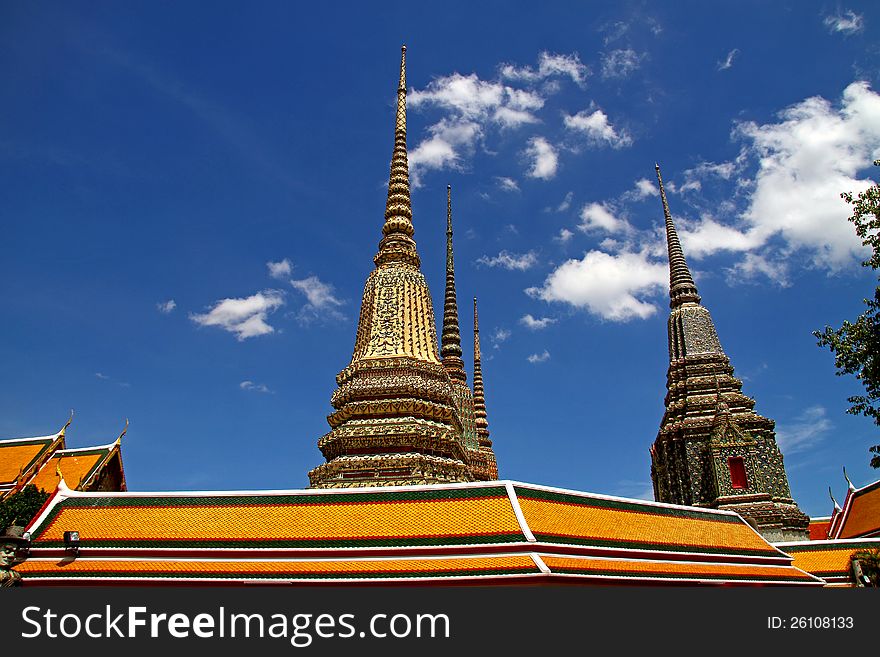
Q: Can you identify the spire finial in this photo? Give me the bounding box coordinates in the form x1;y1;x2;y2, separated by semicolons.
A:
656;164;701;309
441;186;466;382
843;466;855;491
375;46;417;267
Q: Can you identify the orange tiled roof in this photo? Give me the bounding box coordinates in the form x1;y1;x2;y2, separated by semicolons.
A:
27;444;118;494
837;480;880;539
0;435;60;487
15;481;820;586
808;517;831;541
778;539;880;584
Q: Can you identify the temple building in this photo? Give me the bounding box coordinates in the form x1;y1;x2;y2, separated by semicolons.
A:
1;46;877;587
649;165;810;542
0;415;126;500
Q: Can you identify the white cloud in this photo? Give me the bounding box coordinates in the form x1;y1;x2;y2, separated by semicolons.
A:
157;299;176;314
527;350;551;364
520;314;556;330
564;109;632;148
527;250;667;321
578;202;632;234
734;81;880;271
290;276;344;322
496;176;520;192
95;372;110;380
823;10;864;35
601;49;644;79
716;48;740;71
266;258;292;280
490;328;511;350
525;137;558;179
557;191;573;212
776;406;832;454
727;253;791;287
477;250;538;271
500;52;589;87
190;290;285;340
240;380;273;394
678;217;762;258
684;160;737;181
408;72;545;184
555;228;574;243
633;178;658;198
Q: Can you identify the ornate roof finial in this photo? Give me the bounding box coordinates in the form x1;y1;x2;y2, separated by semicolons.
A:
472;297;489;437
116;418;129;445
376;45;418;268
843;466;855;491
60;409;74;436
441;185;466;383
829;486;842;511
655;163;701;309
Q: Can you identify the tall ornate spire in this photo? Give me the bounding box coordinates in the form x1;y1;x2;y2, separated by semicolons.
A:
376;45;419;268
656;164;700;308
650;164;807;541
309;47;471;489
441;185;466;383
471;297;498;479
472;297;488;434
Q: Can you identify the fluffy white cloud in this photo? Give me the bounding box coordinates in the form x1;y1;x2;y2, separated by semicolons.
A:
735;81;880;270
678;217;762;258
490;328;511;350
527;350;551;364
557;191;573;212
477;250;538;271
520;314;556;330
500;52;589;87
527;250;667;321
266;258;292;280
716;49;739;71
157;299;176;314
823;10;864;35
601;49;644;79
408;73;545;184
727;253;791;287
564;109;632;148
633;178;658;198
190;290;285;340
578;202;632;234
525;137;558;179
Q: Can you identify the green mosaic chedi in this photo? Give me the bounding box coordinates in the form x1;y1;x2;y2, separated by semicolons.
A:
649;165;809;542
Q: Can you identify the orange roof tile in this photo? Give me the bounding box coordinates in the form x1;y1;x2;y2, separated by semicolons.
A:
27;446;114;494
808;518;831;541
29;484;525;548
838;480;880;539
514;485;779;557
780;539;880;582
16;554;540;582
0;437;57;485
541;555;816;584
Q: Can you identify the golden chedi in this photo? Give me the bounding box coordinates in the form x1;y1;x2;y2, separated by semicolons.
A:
308;47;472;488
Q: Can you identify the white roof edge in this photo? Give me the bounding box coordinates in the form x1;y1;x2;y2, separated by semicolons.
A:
51;478;743;520
55;440;119;455
775;537;880;548
808;516;832;522
0;432;62;445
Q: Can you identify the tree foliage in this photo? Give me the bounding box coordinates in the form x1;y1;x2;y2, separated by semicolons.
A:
814;160;880;468
0;485;49;532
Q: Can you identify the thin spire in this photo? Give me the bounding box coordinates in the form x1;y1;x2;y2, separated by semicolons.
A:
441;185;466;382
656;163;701;308
472;297;489;438
376;45;418;267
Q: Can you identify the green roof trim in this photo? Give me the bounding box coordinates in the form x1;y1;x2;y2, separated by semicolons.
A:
530;532;778;557
514;486;742;524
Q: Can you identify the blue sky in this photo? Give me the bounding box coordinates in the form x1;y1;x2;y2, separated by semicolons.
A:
1;1;879;517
